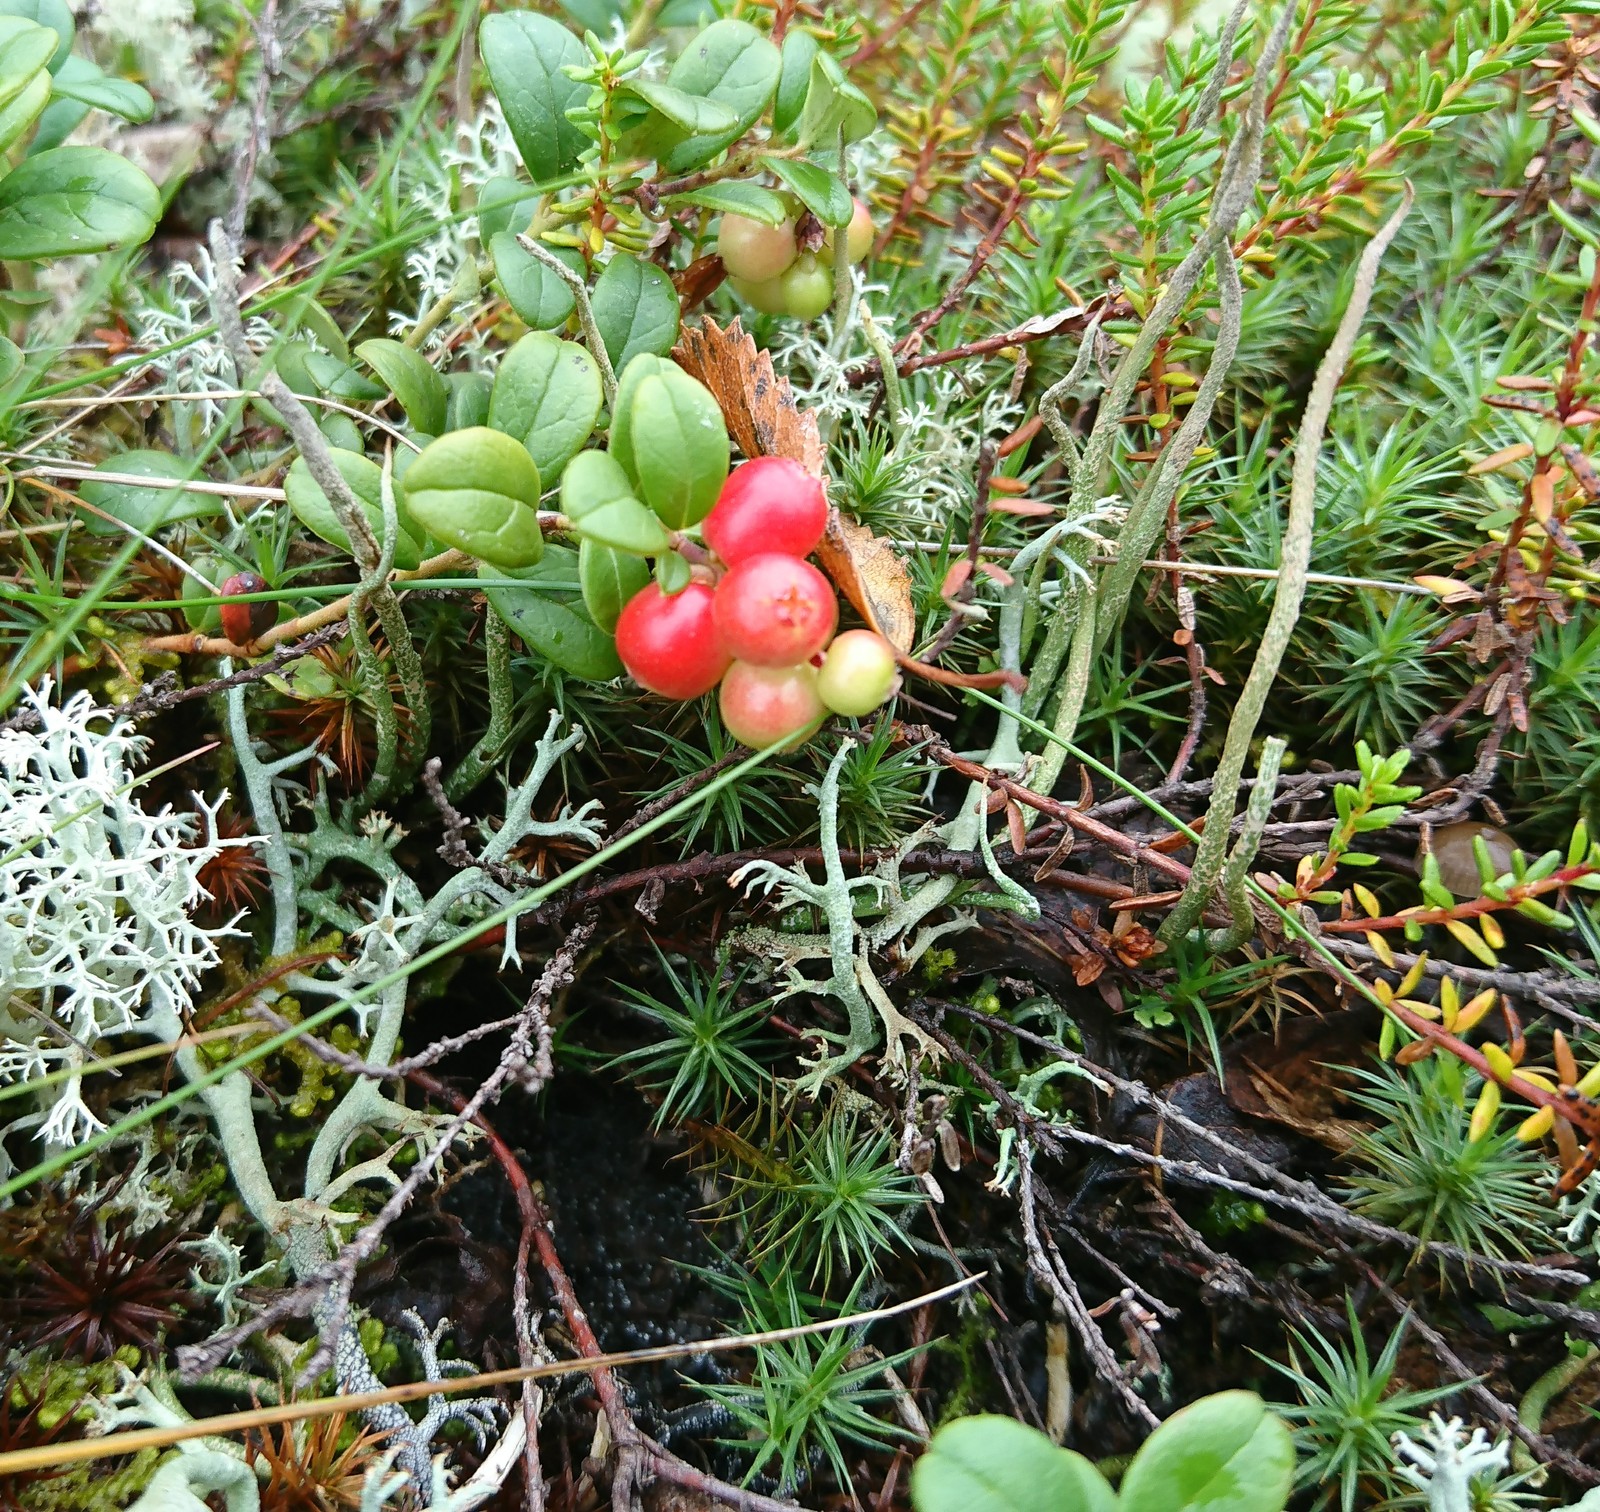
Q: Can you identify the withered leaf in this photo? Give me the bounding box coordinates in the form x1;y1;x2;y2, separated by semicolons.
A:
671;314;824;477
816;509;917;654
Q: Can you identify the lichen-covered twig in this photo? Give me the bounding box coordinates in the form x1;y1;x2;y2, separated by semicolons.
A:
1160;186;1414;944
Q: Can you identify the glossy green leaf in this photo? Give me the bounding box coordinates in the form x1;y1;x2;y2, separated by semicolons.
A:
319;411;366;455
477;175;541;241
559;448;633;522
24;89;82;154
488;331;603;479
404;427;544;567
654;550;692;595
285;447;425;570
623;79;738;135
491;232;580;331
591;254;680;372
773;28;818;135
447;371;493;432
478;11;587;184
0;63;47;154
654;19;781;172
578;538;649;632
46;55;152;121
289;296;350;363
606;352;660;485
573;497;671;555
180;554;227;634
356;338;448;437
623;363;728;529
303;351;387;402
0;11;57;103
0;145;157;258
0;0;68;69
909;1416;1117;1512
76;451;222;537
763;155;852;226
553;0;623;30
482;549;622;680
0;332;21;389
796;49;876;147
1118;1393;1295;1512
663;180;790;225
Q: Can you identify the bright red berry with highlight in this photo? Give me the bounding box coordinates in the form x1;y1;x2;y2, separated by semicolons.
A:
719;661;825;749
703;457;828;566
713;553;837;667
615;581;730;699
817;630;899;716
217;573;275;647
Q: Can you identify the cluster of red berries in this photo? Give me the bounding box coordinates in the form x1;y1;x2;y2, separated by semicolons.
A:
614;456;899;748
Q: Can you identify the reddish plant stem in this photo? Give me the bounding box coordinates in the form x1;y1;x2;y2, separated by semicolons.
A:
1322;862;1597;934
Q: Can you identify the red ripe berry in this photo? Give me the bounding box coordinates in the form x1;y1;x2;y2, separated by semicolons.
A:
702;457;828;566
719;661;825;749
713;553;837;667
217;573;275;647
615;581;730;699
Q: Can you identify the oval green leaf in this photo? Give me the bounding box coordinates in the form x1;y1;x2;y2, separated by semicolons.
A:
405;427;544;568
796;49;876;148
623;79;738;135
0;0;70;70
77;451;222;537
285;447;424;570
578;538;649;632
303;351;387;402
626;364;728;530
573;496;671;555
654;549;692;595
764;154;853;227
447;371;493;432
909;1416;1117;1512
478;11;587;185
487;331;603;480
591;255;680;373
46;55;153;122
663;180;790;226
1117;1392;1295;1512
0;65;48;155
356;338;448;437
773;28;818;136
559;447;634;522
490;232;580;331
483;550;622;680
0;15;56;111
655;19;781;173
0;145;159;258
477;175;541;241
606;352;663;485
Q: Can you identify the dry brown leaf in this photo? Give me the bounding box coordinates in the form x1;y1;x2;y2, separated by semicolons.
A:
671;314;824;477
816;510;917;654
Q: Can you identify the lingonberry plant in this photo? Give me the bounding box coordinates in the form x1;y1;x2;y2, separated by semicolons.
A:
7;0;1600;1509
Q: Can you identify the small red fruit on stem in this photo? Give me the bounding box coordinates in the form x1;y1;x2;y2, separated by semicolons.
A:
615;581;730;699
703;457;828;565
217;573;275;647
719;661;825;749
713;553;837;666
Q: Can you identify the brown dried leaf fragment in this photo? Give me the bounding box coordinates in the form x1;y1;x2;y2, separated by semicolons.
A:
816;509;917;654
671;314;824;476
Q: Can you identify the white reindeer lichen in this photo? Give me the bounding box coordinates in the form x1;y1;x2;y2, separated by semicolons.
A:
1392;1414;1510;1512
0;685;246;1152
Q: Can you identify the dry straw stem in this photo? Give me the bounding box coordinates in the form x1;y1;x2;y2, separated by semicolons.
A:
0;1275;981;1476
1160;184;1416;945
